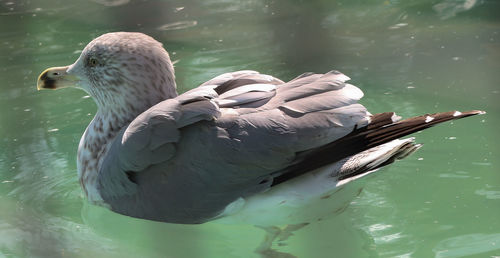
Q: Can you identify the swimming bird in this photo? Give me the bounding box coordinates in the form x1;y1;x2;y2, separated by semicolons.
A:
37;32;483;225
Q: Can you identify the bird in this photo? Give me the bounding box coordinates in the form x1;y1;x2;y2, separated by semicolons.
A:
37;32;484;225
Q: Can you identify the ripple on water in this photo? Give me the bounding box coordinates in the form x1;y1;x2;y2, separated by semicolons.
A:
90;0;130;7
475;189;500;199
374;232;404;244
433;233;500;257
157;20;198;31
368;223;393;232
439;170;470;179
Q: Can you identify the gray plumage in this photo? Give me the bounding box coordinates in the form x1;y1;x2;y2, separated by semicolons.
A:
36;32;484;225
97;69;372;223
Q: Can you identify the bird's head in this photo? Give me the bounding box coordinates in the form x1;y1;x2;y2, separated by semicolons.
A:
37;32;177;112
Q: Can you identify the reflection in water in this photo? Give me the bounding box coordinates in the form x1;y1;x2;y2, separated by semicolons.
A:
157;20;198;31
350;187;417;257
475;189;500;199
433;233;500;257
0;127;112;256
433;0;477;20
255;223;309;258
90;0;130;7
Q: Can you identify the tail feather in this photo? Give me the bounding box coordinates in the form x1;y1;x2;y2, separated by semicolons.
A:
272;110;485;186
336;138;422;181
365;110;483;147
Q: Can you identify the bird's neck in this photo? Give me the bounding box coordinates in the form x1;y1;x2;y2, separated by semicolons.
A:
76;108;133;203
77;81;178;203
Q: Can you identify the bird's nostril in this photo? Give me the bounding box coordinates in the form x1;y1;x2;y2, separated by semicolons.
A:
52;72;59;76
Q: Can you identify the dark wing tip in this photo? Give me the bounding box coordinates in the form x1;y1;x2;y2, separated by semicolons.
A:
271;108;484;187
465;110;486;115
447;110;486;119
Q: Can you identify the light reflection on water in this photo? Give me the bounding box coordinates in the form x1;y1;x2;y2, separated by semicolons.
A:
434;233;500;257
0;0;499;257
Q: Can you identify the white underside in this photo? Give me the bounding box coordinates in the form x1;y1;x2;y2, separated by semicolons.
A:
214;138;416;226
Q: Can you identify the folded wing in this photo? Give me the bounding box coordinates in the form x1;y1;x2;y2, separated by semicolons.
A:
97;70;386;223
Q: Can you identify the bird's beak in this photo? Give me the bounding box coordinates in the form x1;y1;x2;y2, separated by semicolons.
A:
37;66;80;90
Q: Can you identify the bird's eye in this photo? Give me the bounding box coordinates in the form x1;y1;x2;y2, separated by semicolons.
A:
88;57;99;67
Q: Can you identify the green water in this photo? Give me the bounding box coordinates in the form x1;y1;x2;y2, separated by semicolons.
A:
1;0;499;257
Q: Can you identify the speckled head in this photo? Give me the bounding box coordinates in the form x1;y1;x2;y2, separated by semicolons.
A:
38;32;177;113
36;32;180;203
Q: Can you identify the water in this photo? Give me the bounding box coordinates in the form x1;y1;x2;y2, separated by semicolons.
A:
1;0;499;257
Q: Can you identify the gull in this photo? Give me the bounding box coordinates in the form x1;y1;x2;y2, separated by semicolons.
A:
37;32;483;225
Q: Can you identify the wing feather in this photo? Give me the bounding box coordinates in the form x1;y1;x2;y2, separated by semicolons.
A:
99;70;373;223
